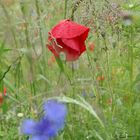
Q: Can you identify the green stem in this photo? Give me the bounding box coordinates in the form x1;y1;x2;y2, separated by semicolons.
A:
35;0;44;49
20;1;30;48
64;0;68;19
102;37;114;112
35;0;47;76
129;26;133;93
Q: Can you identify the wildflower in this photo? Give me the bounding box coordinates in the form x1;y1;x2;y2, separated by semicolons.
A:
48;55;56;66
0;93;3;105
88;42;95;52
21;100;67;140
47;19;90;61
17;113;24;118
97;75;105;81
0;87;7;105
3;87;7;96
43;100;67;128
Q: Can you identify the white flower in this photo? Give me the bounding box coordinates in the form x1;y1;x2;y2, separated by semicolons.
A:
17;113;24;118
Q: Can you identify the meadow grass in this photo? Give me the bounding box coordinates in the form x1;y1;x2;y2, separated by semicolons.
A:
0;0;140;140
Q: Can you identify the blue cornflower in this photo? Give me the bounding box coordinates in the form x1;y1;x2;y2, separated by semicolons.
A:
21;100;67;140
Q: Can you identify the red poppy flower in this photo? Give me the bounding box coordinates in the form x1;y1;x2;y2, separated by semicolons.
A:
47;20;90;61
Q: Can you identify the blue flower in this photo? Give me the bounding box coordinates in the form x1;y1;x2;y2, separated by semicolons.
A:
43;100;67;128
21;100;67;140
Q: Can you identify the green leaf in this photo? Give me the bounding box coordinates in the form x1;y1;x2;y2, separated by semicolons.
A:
133;73;140;87
2;102;8;114
36;74;51;85
49;96;105;128
4;79;15;93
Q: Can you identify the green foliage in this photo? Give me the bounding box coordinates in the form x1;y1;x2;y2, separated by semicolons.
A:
0;0;140;140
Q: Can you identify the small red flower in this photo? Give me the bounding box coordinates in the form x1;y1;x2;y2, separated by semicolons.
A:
47;20;90;61
48;55;56;66
0;93;3;105
3;87;7;96
88;42;95;52
97;75;105;81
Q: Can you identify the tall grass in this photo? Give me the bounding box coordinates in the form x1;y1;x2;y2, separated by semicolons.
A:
0;0;140;140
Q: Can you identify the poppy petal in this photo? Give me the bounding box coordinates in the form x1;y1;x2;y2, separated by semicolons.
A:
65;49;80;61
62;38;80;52
56;38;85;61
51;20;90;39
